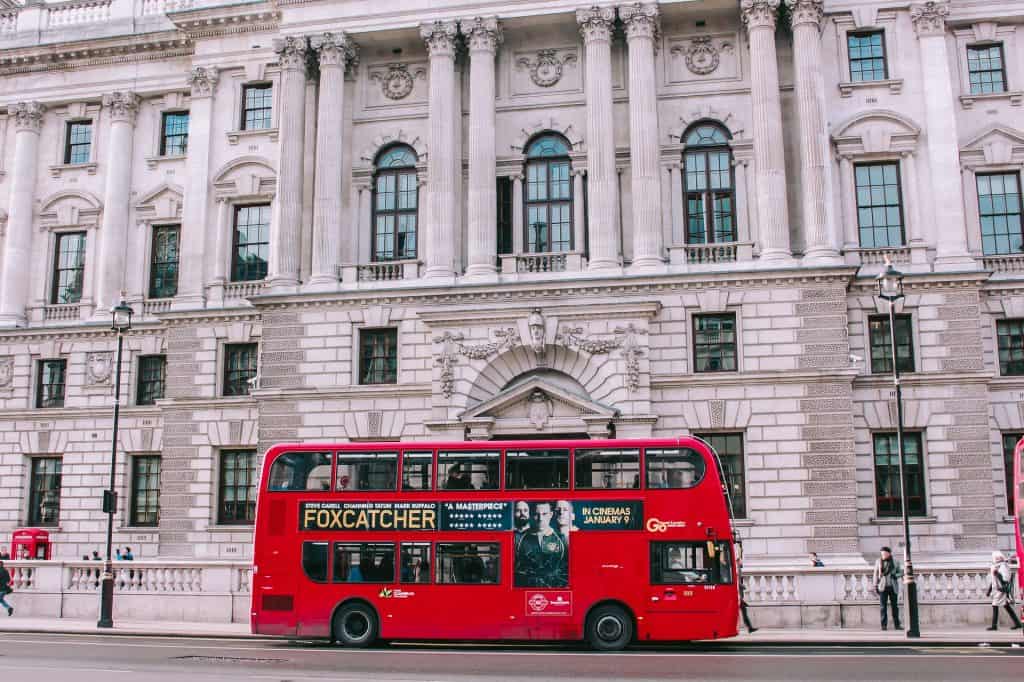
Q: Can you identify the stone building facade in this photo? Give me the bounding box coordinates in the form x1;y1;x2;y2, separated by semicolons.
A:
0;0;1021;569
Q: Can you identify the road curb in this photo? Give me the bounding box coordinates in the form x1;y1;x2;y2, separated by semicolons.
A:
0;627;275;640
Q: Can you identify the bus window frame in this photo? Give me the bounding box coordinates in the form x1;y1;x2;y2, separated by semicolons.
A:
267;450;335;492
644;447;707;490
400;448;436;492
572;447;641;490
332;541;397;583
435;542;501;585
505;448;571;490
334;450;400;492
436;450;502;491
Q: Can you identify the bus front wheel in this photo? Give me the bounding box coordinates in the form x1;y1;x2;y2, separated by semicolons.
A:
585;604;633;651
333;602;378;648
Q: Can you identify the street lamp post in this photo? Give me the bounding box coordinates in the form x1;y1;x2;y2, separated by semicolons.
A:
875;259;920;638
98;298;133;629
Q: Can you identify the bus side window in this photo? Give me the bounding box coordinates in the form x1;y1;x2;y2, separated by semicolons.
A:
333;543;395;583
268;451;332;491
650;541;732;585
400;543;431;583
574;448;640;489
645;448;706;489
436;543;500;584
506;449;569;490
336;452;397;491
402;451;434;491
302;541;329;583
438;451;499;490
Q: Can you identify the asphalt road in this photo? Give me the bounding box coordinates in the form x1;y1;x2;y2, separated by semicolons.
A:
0;633;1021;681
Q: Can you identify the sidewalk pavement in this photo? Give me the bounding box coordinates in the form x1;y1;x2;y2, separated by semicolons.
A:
0;617;1021;645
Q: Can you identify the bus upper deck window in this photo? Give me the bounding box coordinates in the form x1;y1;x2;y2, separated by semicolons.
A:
402;451;434;491
574;448;640;489
506;449;569;490
645;448;706;489
268;452;332;491
438;451;499;490
336;452;397;491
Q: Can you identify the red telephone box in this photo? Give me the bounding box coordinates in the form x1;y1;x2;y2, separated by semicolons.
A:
11;528;50;560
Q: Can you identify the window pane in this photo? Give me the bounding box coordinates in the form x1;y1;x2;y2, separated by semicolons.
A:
869;315;915;374
52;232;86;304
231;205;270;281
437;543;500;584
130;455;161;526
696;433;746;518
149;225;180;299
997;319;1024;376
161;112;189;156
242;84;272;130
37;359;67;408
268;451;332;491
1002;434;1021;516
302;541;329;582
336;452;397;491
855;163;904;248
967;44;1006;95
646;448;707;489
401;451;433;491
873;433;926;517
693;313;738;372
650;542;733;585
29;457;62;526
219;450;257;524
333;543;395;582
977;173;1022;256
65;121;92;164
848;32;887;82
136;355;166;406
223;343;257;396
438;451;498;490
574;448;640;489
505;449;569;489
400;543;431;583
359;329;397;385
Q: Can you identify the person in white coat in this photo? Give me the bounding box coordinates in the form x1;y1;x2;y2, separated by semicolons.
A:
986;551;1022;631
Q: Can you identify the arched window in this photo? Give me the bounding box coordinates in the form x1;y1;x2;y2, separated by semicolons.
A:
372;145;419;262
683;122;735;245
524;134;573;253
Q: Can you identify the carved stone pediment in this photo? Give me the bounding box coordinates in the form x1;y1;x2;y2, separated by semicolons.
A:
460;375;617;435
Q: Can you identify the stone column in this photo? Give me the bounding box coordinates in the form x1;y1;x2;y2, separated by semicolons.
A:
173;67;218;310
308;33;356;290
577;6;620;271
462;17;502;279
667;164;684;245
511;174;524;255
268;36;308;291
421;20;460;280
788;0;840;265
836;154;859;260
741;0;793;263
96;91;140;314
911;1;973;270
0;102;44;328
572;168;587;255
620;3;664;270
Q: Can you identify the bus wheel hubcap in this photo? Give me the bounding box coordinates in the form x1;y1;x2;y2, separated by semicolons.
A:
596;615;622;641
345;613;368;639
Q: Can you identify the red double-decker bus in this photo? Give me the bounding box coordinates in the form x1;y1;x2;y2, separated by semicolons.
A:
250;437;738;650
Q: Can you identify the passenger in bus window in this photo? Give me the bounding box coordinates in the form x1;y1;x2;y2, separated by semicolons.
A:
445;462;472;490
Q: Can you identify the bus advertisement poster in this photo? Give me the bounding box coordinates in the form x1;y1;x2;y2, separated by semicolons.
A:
440;501;512;531
573;501;643;531
299;501;439;531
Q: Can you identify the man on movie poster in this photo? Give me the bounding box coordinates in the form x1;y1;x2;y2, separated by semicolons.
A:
513;501;568;588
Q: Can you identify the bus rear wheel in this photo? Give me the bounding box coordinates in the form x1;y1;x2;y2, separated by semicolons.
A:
585;604;633;651
333;603;378;648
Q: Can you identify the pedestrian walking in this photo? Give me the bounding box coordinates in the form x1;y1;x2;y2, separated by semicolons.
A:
986;551;1022;631
91;551;101;561
0;559;14;616
736;555;757;634
808;552;824;567
873;546;902;631
123;547;134;561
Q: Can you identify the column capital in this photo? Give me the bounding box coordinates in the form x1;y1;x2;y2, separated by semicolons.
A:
620;3;660;42
311;32;359;69
785;0;823;29
461;16;502;53
102;91;140;125
740;0;781;32
910;1;949;38
9;101;45;133
187;66;219;98
273;35;309;71
420;20;459;58
576;5;615;43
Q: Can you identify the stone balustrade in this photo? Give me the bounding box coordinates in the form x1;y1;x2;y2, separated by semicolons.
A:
45;0;112;28
668;241;756;266
4;560;252;624
222;280;265;301
43;303;81;323
743;564;994;628
982;253;1024;274
500;252;584;275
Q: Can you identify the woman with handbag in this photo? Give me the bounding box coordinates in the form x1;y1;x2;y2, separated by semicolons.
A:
986;551;1022;631
873;547;902;631
0;559;13;616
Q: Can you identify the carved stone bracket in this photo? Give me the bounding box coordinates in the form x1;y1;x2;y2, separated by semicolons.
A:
0;356;13;388
10;101;45;133
910;1;949;38
434;328;518;399
556;322;647;392
515;49;578;88
102;91;140;125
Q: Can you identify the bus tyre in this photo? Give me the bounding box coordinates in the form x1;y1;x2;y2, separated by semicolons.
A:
586;604;633;652
333;603;378;648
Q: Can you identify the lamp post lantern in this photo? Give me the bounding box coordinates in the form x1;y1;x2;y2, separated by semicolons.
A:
875;258;920;638
98;297;133;629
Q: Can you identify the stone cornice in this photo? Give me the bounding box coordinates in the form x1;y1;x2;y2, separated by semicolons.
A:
0;31;192;76
167;1;280;39
853;371;992;390
849;270;991;292
249;384;431;401
251;267;862;310
416;301;662;327
652;369;859;389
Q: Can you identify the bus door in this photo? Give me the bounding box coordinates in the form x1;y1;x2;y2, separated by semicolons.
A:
646;541;734;626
